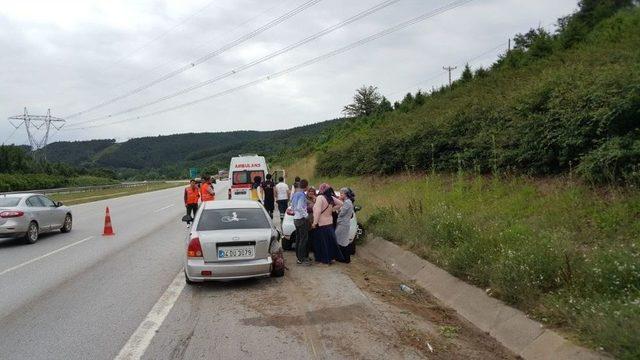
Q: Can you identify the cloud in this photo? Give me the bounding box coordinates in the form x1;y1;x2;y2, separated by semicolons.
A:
0;0;578;145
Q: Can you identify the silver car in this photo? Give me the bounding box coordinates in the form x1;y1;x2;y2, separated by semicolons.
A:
183;200;285;284
0;193;73;244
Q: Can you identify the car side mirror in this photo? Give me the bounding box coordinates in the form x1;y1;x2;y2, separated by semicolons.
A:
56;201;64;207
181;215;193;223
354;205;362;212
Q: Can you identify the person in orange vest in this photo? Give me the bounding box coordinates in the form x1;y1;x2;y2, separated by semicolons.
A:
184;179;200;225
200;175;215;202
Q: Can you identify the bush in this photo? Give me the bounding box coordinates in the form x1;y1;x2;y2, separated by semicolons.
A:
576;135;640;185
0;173;116;192
342;173;640;359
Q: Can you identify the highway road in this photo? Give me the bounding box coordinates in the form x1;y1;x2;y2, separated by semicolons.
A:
0;183;513;360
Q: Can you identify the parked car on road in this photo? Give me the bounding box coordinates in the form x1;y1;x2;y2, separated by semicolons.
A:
183;199;284;284
280;191;364;251
0;193;73;244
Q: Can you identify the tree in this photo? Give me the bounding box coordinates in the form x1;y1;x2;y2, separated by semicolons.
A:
460;63;473;82
342;85;383;117
414;90;426;106
377;96;394;114
559;0;637;48
474;66;489;78
514;28;555;59
398;92;415;112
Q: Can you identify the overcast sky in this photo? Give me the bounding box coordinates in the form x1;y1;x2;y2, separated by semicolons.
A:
0;0;578;145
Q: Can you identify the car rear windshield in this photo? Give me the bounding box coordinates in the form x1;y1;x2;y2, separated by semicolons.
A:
232;170;264;185
0;197;21;207
197;208;270;231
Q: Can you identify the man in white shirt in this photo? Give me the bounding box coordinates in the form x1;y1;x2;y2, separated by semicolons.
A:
275;177;290;222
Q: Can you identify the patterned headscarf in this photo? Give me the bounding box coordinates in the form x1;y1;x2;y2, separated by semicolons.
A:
318;183;330;194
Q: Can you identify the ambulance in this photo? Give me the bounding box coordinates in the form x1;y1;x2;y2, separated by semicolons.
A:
228;154;269;200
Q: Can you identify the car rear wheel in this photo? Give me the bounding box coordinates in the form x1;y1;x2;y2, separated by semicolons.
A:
271;267;285;277
355;223;365;241
60;214;72;233
25;222;39;244
282;232;295;251
184;269;195;285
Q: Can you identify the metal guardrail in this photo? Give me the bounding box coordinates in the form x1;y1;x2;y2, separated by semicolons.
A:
0;181;177;196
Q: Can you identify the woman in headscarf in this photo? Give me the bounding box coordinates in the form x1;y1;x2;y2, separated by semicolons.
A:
335;188;355;263
312;183;344;264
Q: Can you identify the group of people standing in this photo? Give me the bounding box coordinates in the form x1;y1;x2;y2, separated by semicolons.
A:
291;178;356;266
184;173;357;266
183;175;215;224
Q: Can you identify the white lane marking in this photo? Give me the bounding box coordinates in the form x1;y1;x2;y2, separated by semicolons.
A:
115;270;186;360
153;204;175;213
0;236;94;277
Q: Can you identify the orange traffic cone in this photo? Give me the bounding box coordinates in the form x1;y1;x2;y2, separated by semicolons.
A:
103;206;115;236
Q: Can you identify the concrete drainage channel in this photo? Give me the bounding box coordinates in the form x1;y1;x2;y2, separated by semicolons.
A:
358;236;608;360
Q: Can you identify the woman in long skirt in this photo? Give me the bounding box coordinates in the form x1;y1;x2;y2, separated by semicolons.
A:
312;184;344;264
335;188;355;263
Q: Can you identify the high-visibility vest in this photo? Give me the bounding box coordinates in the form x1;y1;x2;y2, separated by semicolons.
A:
185;186;200;204
201;182;215;202
250;184;262;202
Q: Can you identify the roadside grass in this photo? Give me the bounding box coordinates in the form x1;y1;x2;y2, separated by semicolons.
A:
50;182;183;205
284;159;640;359
281;155;317;181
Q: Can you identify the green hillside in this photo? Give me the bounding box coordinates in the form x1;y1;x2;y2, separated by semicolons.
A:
285;2;640;358
315;3;640;186
42;118;343;178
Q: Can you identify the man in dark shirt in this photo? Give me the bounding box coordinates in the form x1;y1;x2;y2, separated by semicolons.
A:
261;173;276;219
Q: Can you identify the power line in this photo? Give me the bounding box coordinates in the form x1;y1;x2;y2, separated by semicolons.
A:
102;1;290;94
63;0;324;120
386;21;560;98
1;126;21;145
69;0;403;127
386;41;507;97
65;0;475;131
94;0;219;77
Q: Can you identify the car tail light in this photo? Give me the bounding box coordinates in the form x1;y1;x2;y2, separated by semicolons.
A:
286;207;294;216
187;237;203;258
0;211;24;218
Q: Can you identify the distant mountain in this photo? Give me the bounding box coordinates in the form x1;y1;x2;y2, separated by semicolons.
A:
40;119;343;176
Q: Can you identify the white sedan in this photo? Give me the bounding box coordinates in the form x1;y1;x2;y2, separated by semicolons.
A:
280;196;363;251
183;200;285;283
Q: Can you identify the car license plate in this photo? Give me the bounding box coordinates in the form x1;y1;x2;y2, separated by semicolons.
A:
218;246;254;260
235;190;247;195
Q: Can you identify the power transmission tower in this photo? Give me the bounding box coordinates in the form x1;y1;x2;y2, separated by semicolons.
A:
8;107;66;161
443;66;457;87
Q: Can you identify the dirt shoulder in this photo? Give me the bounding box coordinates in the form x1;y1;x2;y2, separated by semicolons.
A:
144;251;516;359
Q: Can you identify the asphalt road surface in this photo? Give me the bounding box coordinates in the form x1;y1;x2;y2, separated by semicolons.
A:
0;182;513;360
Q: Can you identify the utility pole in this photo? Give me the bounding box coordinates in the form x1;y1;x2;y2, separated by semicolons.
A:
443;66;457;88
8;107;66;161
